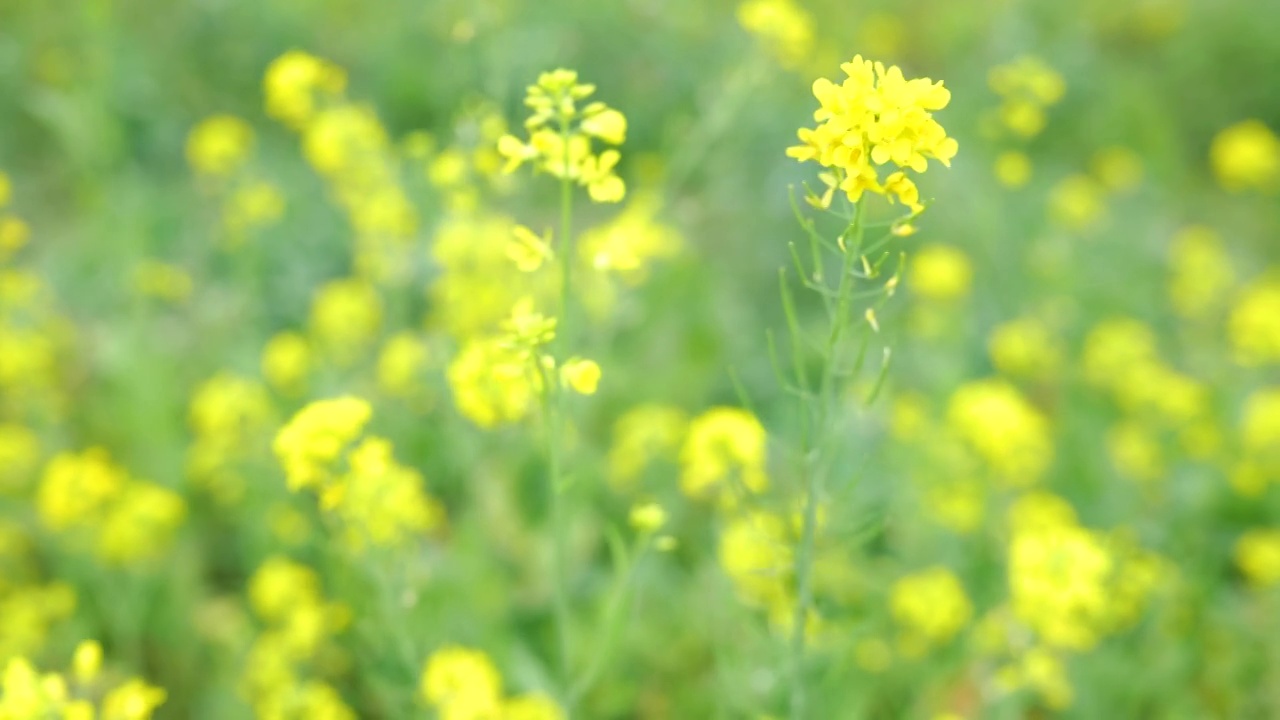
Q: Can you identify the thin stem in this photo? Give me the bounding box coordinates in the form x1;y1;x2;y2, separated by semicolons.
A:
788;199;865;720
547;112;576;711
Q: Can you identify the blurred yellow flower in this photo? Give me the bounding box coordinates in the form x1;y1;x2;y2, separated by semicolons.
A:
273;396;373;490
909;244;972;301
736;0;814;68
1091;146;1144;193
1049;174;1105;230
1168;225;1234;320
993;150;1032;189
947;379;1052;485
1234;528;1280;587
421;646;503;720
264;50;347;128
607;404;688;489
680;407;768;501
1229;274;1280;366
186;115;254;178
560;357;601;395
890;566;973;648
1210;119;1279;192
261;331;311;395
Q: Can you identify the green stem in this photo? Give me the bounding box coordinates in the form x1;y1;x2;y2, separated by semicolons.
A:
788;199;864;720
548;113;576;711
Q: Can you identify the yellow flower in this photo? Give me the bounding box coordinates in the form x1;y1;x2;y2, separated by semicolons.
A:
890;566;973;646
273;396;373;490
503;693;565;720
1229;274;1280;366
993;150;1032;189
1049;174;1105;230
377;332;430;398
1210;119;1279;192
1091;146;1144;193
262;331;311;394
607;404;688;489
0;171;9;207
788;56;957;210
988;316;1062;379
507;225;554;273
560;357;601;395
72;641;102;684
186;115;254;177
629;502;667;533
309;278;383;365
947;379;1052;485
736;0;814;68
420;646;502;720
718;510;792;607
101;678;167;720
327;436;446;549
909;244;972;301
497;69;627;204
680;407;768;501
1234;528;1280;587
1168;225;1234;320
37;448;128;531
264;50;347;128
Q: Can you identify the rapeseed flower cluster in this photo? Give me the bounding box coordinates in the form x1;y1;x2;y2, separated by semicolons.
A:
1168;225;1235;322
946;379;1053;486
0;641;166;720
242;557;355;719
186;115;285;243
36;449;185;564
265;51;417;280
274;398;445;549
0;523;76;663
498;70;627;204
889;566;973;653
788;56;957;212
986;56;1064;188
187;373;275;505
420;646;563;720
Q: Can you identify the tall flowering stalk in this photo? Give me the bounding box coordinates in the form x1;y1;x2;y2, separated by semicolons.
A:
497;69;626;709
781;55;956;719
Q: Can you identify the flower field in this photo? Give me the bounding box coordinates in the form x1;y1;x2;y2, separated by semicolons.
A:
1;0;1279;718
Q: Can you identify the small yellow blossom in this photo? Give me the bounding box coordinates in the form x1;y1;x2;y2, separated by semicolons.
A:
1168;225;1234;320
186;115;254;177
420;646;503;720
1229;274;1280;366
560;357;601;395
1210;119;1279;192
910;244;972;301
994;150;1032;189
890;567;973;647
1234;528;1280;587
262;331;311;394
629;502;668;533
680;407;768;501
736;0;814;68
264;50;347;128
